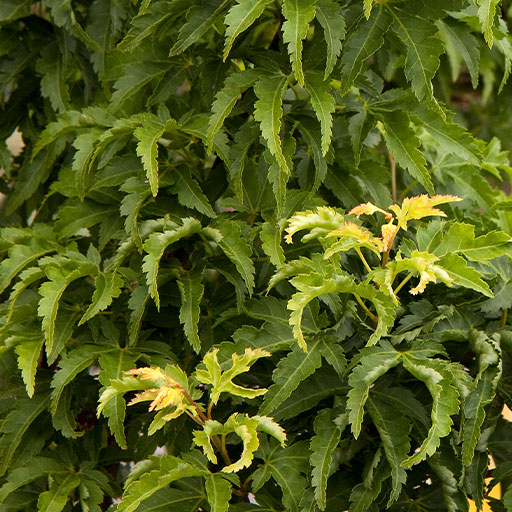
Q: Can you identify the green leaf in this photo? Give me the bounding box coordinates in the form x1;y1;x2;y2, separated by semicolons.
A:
347;342;401;438
254;73;291;175
55;201;118;239
128;285;150;346
348;109;372;167
310;408;344;510
170;0;231;56
389;8;445;102
109;61;168;112
207;69;261;150
401;358;459;468
142;218;203;308
206;220;255;295
287;272;396;350
50;345;99;415
14;338;44;398
79;272;124;325
380;110;434;195
260;221;285;267
437;254;492;297
37;473;81;512
253;440;309;512
282;0;317;87
462;331;501;465
349;458;389;512
340;5;391;93
0;237;56;294
367;397;410;505
38;261;98;356
98;351;139;449
134;488;204;512
477;0;500;47
273;368;345;420
0;457;66;505
118;456;204;512
196;347;270;404
223;0;274;60
171;167;217;218
437;18;480;88
0;391;51;477
117;1;176;52
5;267;45;324
315;0;345;79
36;45;70;113
259;339;323;415
193;414;261;473
177;267;205;353
134;115;165;197
205;474;232;512
284;207;344;244
364;0;374;18
304;72;335;156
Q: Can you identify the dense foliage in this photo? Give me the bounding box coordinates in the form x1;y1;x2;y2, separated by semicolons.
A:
2;0;512;510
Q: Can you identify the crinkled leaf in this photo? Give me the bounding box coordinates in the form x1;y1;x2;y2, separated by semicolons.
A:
196;348;270;404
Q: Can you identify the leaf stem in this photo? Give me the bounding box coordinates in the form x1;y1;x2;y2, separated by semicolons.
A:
356;247;372;273
393;273;412;295
207;401;213;420
353;293;378;325
500;309;508;328
389;151;397;202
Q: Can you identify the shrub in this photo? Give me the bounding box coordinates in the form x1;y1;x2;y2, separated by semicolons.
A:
1;1;512;511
